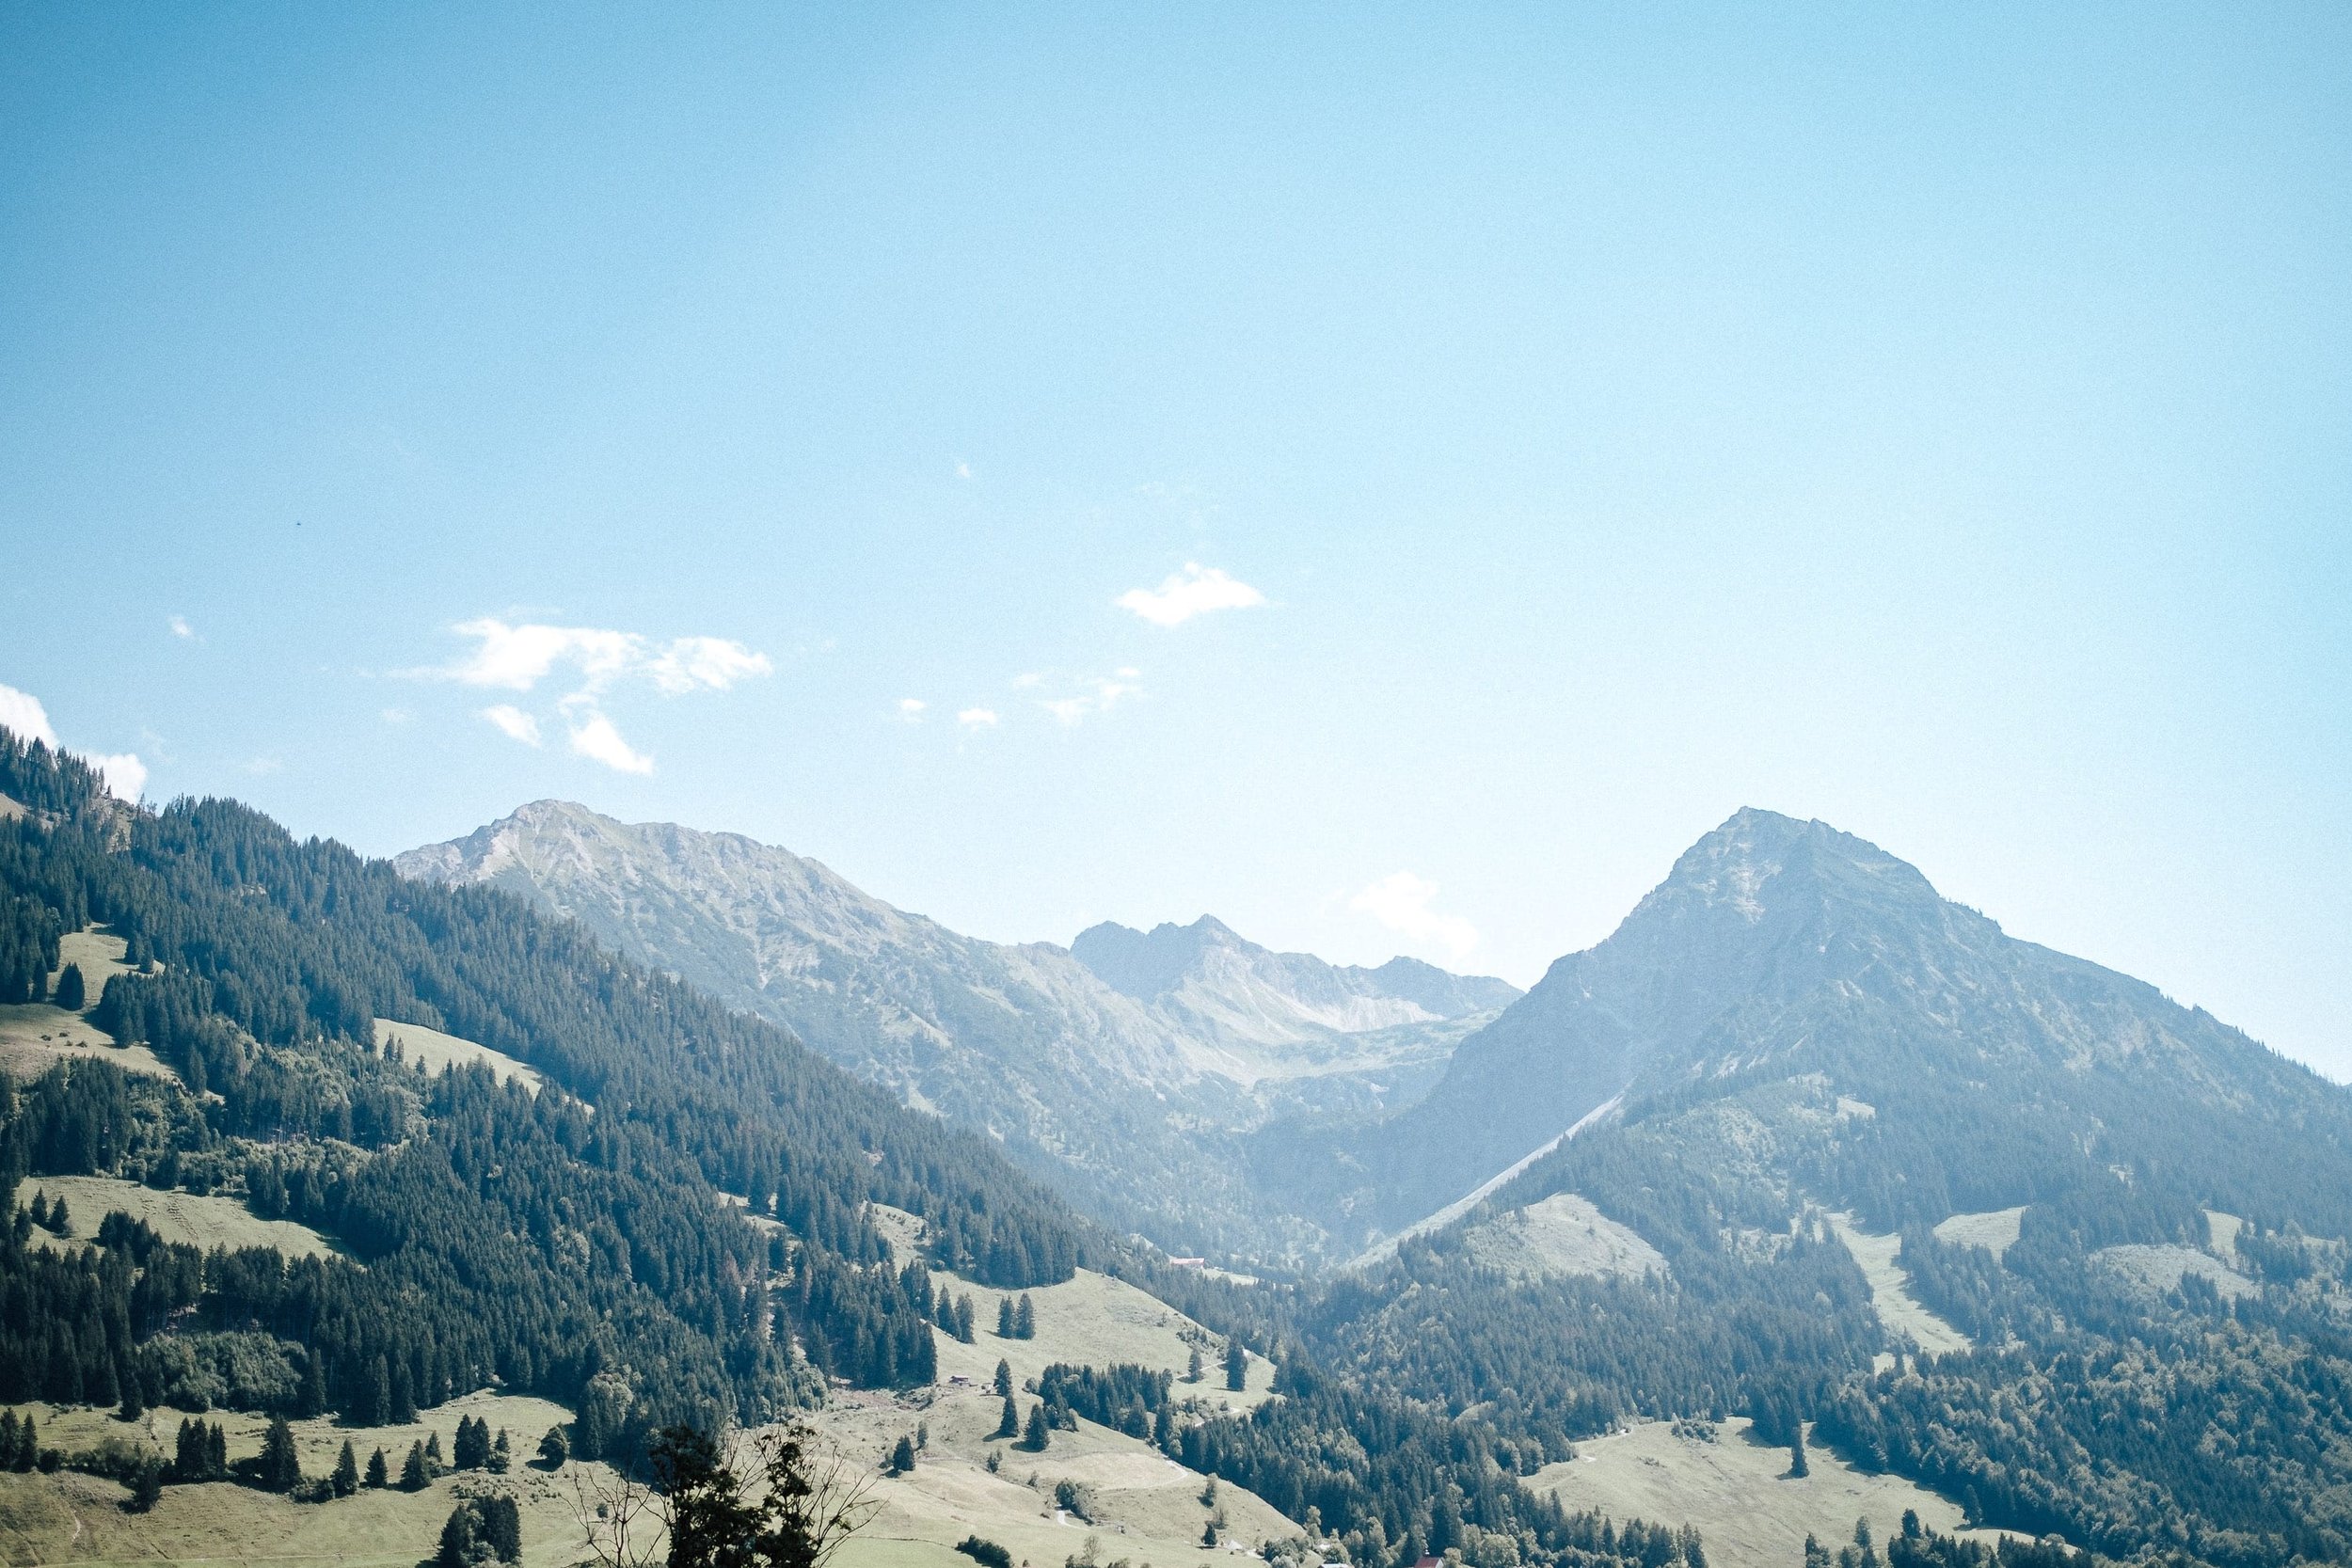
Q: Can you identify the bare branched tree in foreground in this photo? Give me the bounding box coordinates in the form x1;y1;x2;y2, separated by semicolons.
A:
570;1422;879;1568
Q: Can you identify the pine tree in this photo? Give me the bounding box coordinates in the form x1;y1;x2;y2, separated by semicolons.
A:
489;1429;511;1474
27;1192;46;1229
454;1414;488;1470
206;1423;227;1477
993;1358;1013;1399
1014;1294;1035;1338
889;1434;916;1475
997;1297;1015;1338
425;1430;445;1471
955;1293;976;1343
55;961;85;1010
436;1503;478;1568
333;1440;359;1497
994;1391;1021;1439
259;1416;303;1493
175;1418;208;1481
401;1441;429;1491
366;1447;389;1488
1020;1403;1049;1452
481;1494;522;1562
1789;1429;1810;1479
1224;1337;1247;1392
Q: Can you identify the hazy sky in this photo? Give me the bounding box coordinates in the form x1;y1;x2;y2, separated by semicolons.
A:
3;6;2347;1074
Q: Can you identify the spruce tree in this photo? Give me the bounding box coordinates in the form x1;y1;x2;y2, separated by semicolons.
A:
175;1418;207;1481
994;1391;1021;1439
889;1434;916;1475
489;1429;511;1474
1020;1403;1049;1452
401;1441;429;1491
481;1494;522;1562
955;1293;976;1343
996;1297;1015;1338
436;1503;478;1568
1789;1429;1809;1478
259;1416;302;1493
333;1439;359;1497
118;1365;144;1421
1185;1347;1202;1384
993;1358;1013;1399
366;1447;389;1488
55;961;84;1010
205;1423;227;1477
129;1464;163;1513
536;1427;568;1468
424;1430;445;1471
1224;1337;1247;1391
1014;1294;1035;1339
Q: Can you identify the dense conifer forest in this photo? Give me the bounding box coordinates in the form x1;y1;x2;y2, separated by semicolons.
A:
0;730;1080;1437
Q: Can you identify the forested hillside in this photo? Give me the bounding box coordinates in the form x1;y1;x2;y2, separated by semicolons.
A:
0;728;1085;1442
1269;812;2352;1568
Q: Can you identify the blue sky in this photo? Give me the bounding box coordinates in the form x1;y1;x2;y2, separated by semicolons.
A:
3;5;2347;1073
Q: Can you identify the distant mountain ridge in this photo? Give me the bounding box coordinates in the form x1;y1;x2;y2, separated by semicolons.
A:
396;800;1517;1259
1266;806;2352;1249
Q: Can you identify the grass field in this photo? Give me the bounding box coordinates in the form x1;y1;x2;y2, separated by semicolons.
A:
12;1175;341;1261
1826;1214;1969;1358
0;1390;582;1568
371;1020;546;1096
0;927;175;1084
1930;1208;2025;1260
1460;1193;1668;1284
0;1208;1297;1568
1531;1419;2016;1568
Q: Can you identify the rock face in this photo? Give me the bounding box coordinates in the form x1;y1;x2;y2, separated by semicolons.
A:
1270;807;2352;1248
396;800;1515;1259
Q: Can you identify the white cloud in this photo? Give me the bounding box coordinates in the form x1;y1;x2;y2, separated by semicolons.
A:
0;683;141;800
167;615;196;640
0;683;57;747
381;707;413;725
91;752;147;803
957;707;999;728
898;698;928;721
1350;872;1480;963
1115;562;1266;627
420;619;771;696
1039;672;1142;725
956;461;974;481
566;713;653;774
480;705;543;746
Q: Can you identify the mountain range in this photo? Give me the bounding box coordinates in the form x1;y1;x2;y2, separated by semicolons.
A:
395;800;1518;1259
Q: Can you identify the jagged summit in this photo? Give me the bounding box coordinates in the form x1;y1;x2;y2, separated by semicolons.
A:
1073;914;1518;1024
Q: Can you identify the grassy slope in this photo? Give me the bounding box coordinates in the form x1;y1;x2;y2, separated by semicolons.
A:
0;928;174;1083
1825;1215;1969;1358
370;1019;546;1097
0;1211;1294;1568
0;1392;577;1568
1531;1419;2013;1568
12;1175;342;1262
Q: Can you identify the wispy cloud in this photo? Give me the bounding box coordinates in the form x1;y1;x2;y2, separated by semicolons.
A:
418;619;771;696
1115;562;1265;627
167;614;197;640
898;698;928;721
567;713;653;774
481;705;543;746
1038;670;1142;725
415;618;771;775
958;707;999;728
1350;872;1480;963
